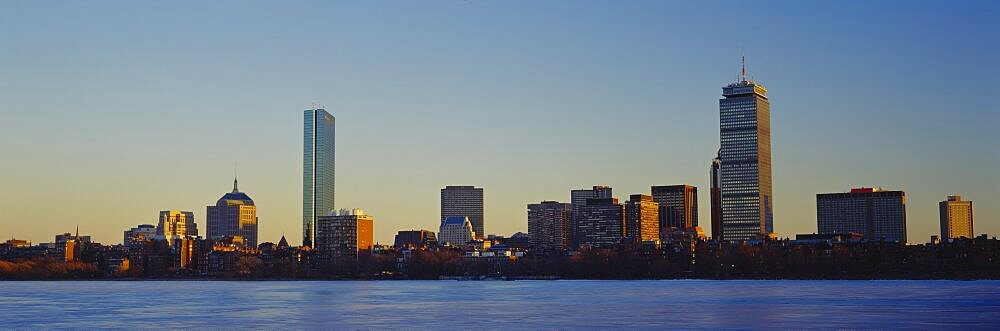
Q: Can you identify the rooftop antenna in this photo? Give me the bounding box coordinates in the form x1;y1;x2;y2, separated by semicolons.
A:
233;161;239;192
741;48;746;83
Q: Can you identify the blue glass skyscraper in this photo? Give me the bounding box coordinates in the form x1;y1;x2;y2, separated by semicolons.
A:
303;107;335;248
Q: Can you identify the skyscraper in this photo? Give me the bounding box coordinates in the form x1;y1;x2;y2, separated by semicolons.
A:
156;210;198;244
816;188;907;243
651;185;698;230
440;186;484;238
940;195;974;239
576;198;625;248
207;178;258;247
718;57;774;241
710;151;723;240
303;107;336;248
624;194;660;242
527;201;573;251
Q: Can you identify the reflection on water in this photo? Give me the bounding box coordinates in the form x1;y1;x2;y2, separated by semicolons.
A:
1;280;998;328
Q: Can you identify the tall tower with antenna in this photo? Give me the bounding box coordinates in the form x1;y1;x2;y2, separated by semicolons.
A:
716;54;774;241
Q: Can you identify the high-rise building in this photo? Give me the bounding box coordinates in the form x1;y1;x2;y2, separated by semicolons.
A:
816;188;907;243
527;201;573;251
124;224;156;249
625;194;660;242
438;216;475;246
207;178;258;247
303;107;336;248
156;211;198;244
576;198;625;248
710;151;723;240
394;230;438;249
570;186;612;246
651;185;698;230
315;208;373;269
940;195;974;239
440;186;484;238
718;57;774;241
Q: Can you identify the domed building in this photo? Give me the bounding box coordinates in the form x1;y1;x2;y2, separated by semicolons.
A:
206;178;258;247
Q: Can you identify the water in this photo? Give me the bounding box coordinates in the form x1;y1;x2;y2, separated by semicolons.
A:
1;280;998;329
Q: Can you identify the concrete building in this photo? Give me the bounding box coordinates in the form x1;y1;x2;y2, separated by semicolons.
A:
439;216;475;246
576;198;625;248
394;230;437;249
625;194;660;243
718;57;774;241
315;208;373;269
710;151;723;240
124;224;156;249
156;210;198;244
527;201;573;251
303;107;336;248
207;178;258;247
817;188;907;243
940;195;974;239
570;186;613;246
440;186;484;238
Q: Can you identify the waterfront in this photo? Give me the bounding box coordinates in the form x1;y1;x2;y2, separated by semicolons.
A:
1;280;999;329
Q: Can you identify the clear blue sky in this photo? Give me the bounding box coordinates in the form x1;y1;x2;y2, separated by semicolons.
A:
1;1;997;245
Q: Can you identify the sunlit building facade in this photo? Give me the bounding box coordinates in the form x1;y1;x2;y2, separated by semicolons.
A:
207;178;258;247
940;195;974;239
817;188;907;243
157;210;198;244
625;194;659;242
303;107;336;248
439;216;476;246
440;186;484;238
718;64;774;241
124;224;156;249
315;208;373;268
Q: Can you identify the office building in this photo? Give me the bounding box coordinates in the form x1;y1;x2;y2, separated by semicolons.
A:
440;186;484;238
710;151;723;240
625;194;660;242
570;186;613;246
394;230;438;249
156;210;198;244
718;57;774;241
576;198;625;248
315;208;373;268
303;107;336;248
207;178;258;247
439;216;476;246
651;185;698;230
124;224;156;249
816;188;907;243
527;201;573;251
940;195;974;239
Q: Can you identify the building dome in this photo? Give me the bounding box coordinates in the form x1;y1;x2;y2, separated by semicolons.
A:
217;178;254;206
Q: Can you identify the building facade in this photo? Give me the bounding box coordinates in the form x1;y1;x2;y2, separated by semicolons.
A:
651;185;698;231
439;216;475;246
625;194;660;243
440;186;484;238
156;210;198;244
207;178;258;247
315;208;373;269
940;195;974;239
394;230;438;249
570;186;613;246
816;188;907;243
576;198;625;248
303;107;336;248
527;201;573;251
124;224;156;249
718;61;774;241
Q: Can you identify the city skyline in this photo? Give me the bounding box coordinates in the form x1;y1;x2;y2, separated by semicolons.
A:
2;1;997;246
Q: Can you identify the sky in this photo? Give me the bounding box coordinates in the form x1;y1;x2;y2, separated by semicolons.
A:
1;1;997;246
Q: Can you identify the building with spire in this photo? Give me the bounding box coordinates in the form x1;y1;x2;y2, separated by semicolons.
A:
304;107;336;248
207;177;258;247
717;55;774;241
